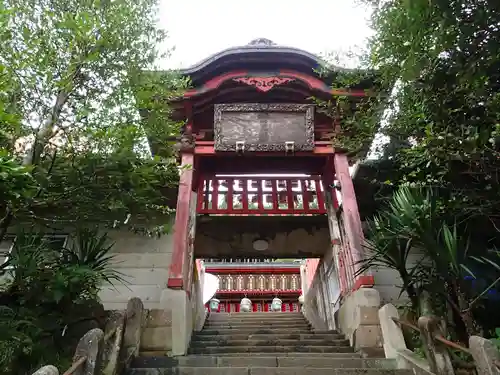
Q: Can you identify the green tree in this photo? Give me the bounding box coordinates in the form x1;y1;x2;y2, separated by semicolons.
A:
317;0;500;344
359;187;500;343
0;0;188;239
0;0;187;372
361;0;500;246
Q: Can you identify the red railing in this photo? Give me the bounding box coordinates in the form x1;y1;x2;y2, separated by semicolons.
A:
197;175;327;215
338;242;356;295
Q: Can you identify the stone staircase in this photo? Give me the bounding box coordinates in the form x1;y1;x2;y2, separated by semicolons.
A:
126;312;411;375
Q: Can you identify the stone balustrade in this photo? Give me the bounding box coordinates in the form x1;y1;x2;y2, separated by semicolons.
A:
378;303;500;375
30;297;145;375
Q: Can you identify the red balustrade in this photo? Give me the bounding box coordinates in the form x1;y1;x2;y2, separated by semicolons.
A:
197;175;327;215
206;301;301;313
337;237;368;295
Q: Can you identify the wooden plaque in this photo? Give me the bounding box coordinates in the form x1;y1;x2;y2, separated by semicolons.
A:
214;103;314;152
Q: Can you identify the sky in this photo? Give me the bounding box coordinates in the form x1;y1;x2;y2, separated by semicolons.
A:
158;0;380;175
159;0;373;70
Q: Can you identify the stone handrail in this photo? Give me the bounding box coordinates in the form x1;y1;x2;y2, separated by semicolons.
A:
302;258;330;332
379;303;500;375
193;262;208;333
31;297;145;375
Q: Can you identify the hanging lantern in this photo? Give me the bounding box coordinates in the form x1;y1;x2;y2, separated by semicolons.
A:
240;297;252;312
209;298;220;312
271;297;282;312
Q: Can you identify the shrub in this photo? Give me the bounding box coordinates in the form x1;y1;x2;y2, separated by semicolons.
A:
0;228;120;374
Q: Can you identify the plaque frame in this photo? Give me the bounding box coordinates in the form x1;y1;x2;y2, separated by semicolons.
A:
213;103;315;152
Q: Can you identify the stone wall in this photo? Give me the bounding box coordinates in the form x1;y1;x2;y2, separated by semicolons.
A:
0;223;182;355
0;225;174;310
101;228;180;355
100;229;174;310
371;252;427;305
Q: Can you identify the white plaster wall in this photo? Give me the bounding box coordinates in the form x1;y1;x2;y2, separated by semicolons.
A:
100;229;174;310
0;225;175;310
372;252;426;305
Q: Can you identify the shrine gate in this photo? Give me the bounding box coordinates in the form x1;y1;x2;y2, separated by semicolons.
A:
158;38;381;355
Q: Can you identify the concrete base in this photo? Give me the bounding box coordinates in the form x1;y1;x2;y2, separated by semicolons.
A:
337;288;383;350
160;289;192;356
139;289;193;356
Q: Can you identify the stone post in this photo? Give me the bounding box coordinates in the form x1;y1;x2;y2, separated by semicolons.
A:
417;316;455;375
378;304;407;359
337;288;382;350
194;263;207;332
73;328;104;375
121;297;144;366
32;366;59;375
469;336;500;375
161;288;192;356
103;311;125;375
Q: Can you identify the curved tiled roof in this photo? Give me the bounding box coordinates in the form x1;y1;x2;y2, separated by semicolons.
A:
180;38;346;76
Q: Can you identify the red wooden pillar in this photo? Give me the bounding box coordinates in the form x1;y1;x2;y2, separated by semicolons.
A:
167;152;195;289
333;153;374;290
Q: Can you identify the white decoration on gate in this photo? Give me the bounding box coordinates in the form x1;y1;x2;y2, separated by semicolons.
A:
271;297;283;312
209;298;220;312
240;297;252;312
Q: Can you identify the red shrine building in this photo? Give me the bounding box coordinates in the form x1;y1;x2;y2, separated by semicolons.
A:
202;258;302;313
158;38;379;327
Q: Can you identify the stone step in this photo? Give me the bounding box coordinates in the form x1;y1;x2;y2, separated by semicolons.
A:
192;333;346;341
138;352;362;359
205;319;309;326
203;323;311;329
206;317;306;322
188;346;355;355
131;355;397;369
178;352;361;358
207;315;306;322
199;328;314;335
125;367;412;375
190;339;350;348
359;348;388;359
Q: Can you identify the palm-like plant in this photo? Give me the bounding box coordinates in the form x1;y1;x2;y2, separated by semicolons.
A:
360;186;500;341
61;228;125;287
359;213;427;312
0;232;57;305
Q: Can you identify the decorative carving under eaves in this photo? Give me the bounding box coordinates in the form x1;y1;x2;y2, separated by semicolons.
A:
233;77;295;92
